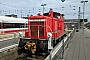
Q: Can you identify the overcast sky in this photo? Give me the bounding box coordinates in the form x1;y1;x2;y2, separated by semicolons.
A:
0;0;90;21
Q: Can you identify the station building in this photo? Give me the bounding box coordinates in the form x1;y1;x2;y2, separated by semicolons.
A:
64;19;87;29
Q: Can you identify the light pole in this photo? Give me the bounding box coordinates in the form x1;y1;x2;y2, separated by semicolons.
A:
78;7;80;29
81;0;88;33
41;4;47;14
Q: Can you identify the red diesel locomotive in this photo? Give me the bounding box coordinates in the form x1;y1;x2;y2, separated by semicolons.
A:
18;9;65;55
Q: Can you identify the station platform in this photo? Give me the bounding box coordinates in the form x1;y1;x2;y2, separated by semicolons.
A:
64;28;90;60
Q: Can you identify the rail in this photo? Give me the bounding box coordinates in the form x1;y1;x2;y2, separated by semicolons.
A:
0;44;18;53
0;33;19;53
44;28;75;60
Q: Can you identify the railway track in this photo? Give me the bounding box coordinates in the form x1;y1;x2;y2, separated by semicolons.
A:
15;52;49;60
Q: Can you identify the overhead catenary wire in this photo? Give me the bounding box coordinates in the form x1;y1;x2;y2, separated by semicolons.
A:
0;0;89;19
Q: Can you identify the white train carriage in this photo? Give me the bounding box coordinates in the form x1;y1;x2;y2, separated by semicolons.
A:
0;16;28;34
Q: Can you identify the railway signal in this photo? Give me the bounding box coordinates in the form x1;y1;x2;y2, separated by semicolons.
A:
82;20;85;24
80;19;87;22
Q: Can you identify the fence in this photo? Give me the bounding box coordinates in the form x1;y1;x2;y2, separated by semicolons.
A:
45;28;75;60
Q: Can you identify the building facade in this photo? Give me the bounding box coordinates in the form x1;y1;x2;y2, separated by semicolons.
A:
64;19;79;29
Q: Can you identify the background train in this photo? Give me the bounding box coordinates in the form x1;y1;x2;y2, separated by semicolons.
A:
0;16;28;34
18;9;65;56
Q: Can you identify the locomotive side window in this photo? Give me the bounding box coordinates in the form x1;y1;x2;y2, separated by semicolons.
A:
53;13;60;19
43;13;49;16
43;11;60;19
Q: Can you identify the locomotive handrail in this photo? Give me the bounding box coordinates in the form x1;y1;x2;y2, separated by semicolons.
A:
19;25;28;38
56;28;75;60
44;28;75;60
52;30;61;33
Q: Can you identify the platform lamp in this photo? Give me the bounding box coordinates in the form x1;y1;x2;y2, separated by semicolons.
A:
81;0;88;24
41;4;47;14
81;0;88;33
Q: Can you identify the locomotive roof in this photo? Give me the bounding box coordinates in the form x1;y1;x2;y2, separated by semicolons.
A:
43;11;60;15
43;10;64;16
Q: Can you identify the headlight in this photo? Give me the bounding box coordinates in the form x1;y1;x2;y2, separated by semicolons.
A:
47;32;52;38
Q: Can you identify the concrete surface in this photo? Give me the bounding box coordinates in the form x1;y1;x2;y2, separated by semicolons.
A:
64;28;90;60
